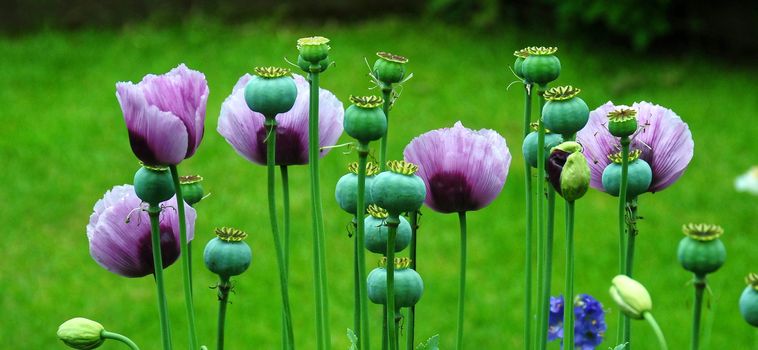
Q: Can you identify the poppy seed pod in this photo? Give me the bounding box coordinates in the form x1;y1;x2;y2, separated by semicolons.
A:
607;108;638;138
334;162;380;214
513;48;529;80
677;223;726;276
133;165;175;205
523;124;564;168
373;52;408;85
542;86;590;137
344;95;387;144
297;36;331;64
609;275;652;320
547;142;590;201
522;46;560;86
371;160;426;216
204;227;252;279
601;150;653;197
179;175;204;206
364;205;412;254
367;257;424;309
57;317;105;350
244;67;297;118
740;273;758;327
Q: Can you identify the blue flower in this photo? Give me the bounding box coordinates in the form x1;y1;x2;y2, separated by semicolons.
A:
547;294;607;349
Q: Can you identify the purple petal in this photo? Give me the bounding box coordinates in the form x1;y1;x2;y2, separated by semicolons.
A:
576;101;619;191
403;121;511;213
116;83;188;165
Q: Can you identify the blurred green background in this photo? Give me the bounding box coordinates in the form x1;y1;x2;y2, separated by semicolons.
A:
1;1;756;349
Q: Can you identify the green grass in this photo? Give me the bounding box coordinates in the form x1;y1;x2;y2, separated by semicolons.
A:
1;17;756;349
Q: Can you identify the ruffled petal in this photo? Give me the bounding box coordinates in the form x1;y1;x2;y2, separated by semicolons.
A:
218;74;267;165
576;101;619;191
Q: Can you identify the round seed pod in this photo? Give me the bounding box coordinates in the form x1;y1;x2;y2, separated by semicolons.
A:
179;175;204;207
344;95;387;144
521;46;560;86
542;86;590;136
297;55;331;74
522;125;564;168
741;274;758;327
367;258;424;309
513;48;529;80
373;52;408;85
244;67;297;117
601;150;652;197
364;205;412;254
607;108;638;138
204;227;252;279
297;36;330;64
134;165;175;205
334;162;379;214
371;161;426;216
677;223;726;276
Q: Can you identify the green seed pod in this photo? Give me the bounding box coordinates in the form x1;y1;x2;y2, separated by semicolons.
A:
542;86;590;136
344;95;387;144
297;55;331;74
547;142;590;201
609;275;652;320
364;205;412;254
244;67;297;117
57;317;105;350
607;108;638;138
134;165;175;205
513;48;529;80
334;162;379;214
297;36;330;64
179;175;204;207
677;223;726;276
522;124;564;168
371;161;427;216
740;273;758;327
204;227;252;279
602;150;653;197
522;46;560;86
373;52;408;85
367;258;424;309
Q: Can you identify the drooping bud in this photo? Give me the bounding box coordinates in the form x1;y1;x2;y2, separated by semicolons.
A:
546;141;590;201
204;227;253;279
57;317;105;350
344;95;387;144
541;86;590;137
371;160;427;216
522;46;560;86
677;223;726;276
740;273;758;327
601;150;653;197
609;275;652;320
244;67;297;118
297;36;331;65
179;175;204;206
373;52;408;85
607;108;638;138
133;165;175;205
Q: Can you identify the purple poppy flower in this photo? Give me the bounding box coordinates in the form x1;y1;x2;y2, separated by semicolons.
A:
548;294;607;350
217;73;344;166
403;121;511;213
116;64;209;166
577;101;694;193
86;185;196;278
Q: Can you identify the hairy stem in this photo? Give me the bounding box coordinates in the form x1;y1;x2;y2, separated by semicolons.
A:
215;277;231;350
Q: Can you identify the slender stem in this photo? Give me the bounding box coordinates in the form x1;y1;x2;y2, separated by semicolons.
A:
308;69;331;350
379;87;392;171
539;187;556;350
101;331;141;350
692;274;706;350
642;312;668;350
216;277;231;350
147;206;172;350
456;212;468;350
353;218;361;346
623;197;638;348
394;313;402;350
355;144;372;350
382;306;388;350
522;83;534;350
407;210;419;350
535;84;548;350
168;165;198;350
266;118;295;349
564;200;576;350
281;165;291;350
386;216;400;350
616;137;630;346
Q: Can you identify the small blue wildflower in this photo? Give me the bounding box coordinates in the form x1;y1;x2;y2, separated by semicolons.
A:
547;294;607;349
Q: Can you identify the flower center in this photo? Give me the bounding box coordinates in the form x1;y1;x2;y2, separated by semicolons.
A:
297;36;330;47
682;223;723;241
253;67;291;79
347;161;379;176
513;48;529;58
608;149;642;164
525;46;558;55
367;204;389;219
387;160;418;175
379;257;412;269
254;125;307;165
350;95;384;108
429;171;478;213
376;51;408;63
179;175;203;184
215;227;248;242
543;86;581;101
607;108;637;122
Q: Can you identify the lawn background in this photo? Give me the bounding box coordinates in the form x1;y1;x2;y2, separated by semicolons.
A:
1;17;756;349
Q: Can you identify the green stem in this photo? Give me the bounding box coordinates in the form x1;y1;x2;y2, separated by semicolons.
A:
147;205;172;350
616;137;630;347
407;210;419;350
266;118;295;349
281;165;291;350
394;313;402;350
101;330;141;350
308;69;331;350
216;277;231;350
522;83;534;350
643;312;668;350
456;211;468;350
539;188;556;350
564;200;576;350
379;87;392;171
356;143;372;350
382;306;388;350
353;218;361;347
386;216;400;350
168;165;198;350
623;197;638;348
692;274;706;350
535;84;548;350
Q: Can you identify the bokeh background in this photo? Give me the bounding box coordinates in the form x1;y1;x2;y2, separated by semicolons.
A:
1;1;756;348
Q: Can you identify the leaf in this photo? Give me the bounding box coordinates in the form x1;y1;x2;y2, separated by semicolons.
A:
610;343;628;350
347;329;358;350
415;334;440;350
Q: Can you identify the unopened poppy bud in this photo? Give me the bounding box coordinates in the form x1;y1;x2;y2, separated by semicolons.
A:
602;150;653;197
344;95;387;144
297;36;330;64
522;46;560;86
244;67;297;118
179;175;204;206
740;273;758;327
57;317;105;350
542;86;590;137
204;227;252;279
678;223;726;276
133;165;175;205
372;161;426;216
609;275;652;320
373;52;408;85
607;108;638;138
547;142;590;201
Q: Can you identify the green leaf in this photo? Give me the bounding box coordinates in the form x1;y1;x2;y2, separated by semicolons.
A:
347;329;358;350
611;343;628;350
415;334;440;350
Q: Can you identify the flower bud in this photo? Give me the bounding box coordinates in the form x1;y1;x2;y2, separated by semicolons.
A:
609;275;652;320
57;317;105;350
297;36;330;64
364;205;412;254
133;165;175;205
601;150;653;197
547;142;590;201
344;95;387;144
513;49;529;81
204;227;252;279
373;52;408;85
542;86;590;137
244;67;297;117
334;162;379;214
367;257;424;309
522;123;564;168
677;223;726;276
522;46;560;86
179;175;204;206
607;108;638;138
371;161;427;216
740;273;758;327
